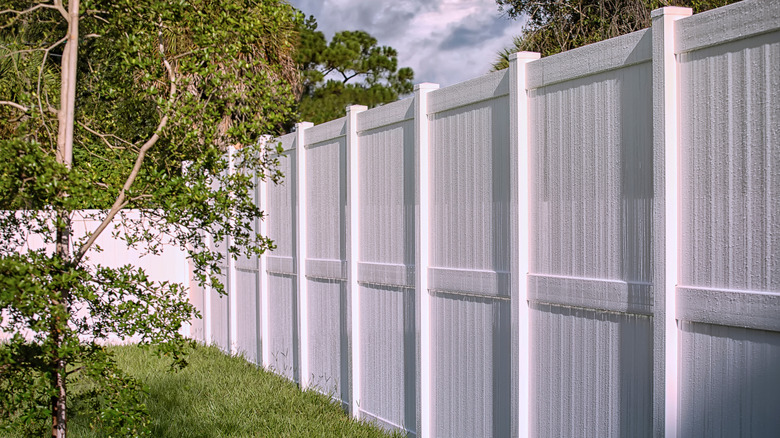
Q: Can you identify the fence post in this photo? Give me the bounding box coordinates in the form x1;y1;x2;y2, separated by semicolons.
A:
346;104;367;418
204;231;213;344
295;121;314;389
227;145;239;355
414;82;439;438
651;7;691;438
259;135;271;368
181;256;192;338
509;51;540;438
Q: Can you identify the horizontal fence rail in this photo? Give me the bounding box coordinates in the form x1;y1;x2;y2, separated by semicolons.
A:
189;1;780;436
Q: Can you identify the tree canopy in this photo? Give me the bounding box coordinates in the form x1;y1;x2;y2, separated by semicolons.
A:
0;0;299;436
492;0;739;69
295;16;414;124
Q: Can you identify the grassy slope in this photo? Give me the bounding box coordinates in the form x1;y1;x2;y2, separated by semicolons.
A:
9;345;400;438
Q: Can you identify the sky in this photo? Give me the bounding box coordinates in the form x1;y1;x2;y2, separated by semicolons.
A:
286;0;528;88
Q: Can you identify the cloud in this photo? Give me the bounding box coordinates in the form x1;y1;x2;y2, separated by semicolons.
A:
294;0;437;39
438;14;513;51
286;0;527;87
396;1;527;85
290;0;325;20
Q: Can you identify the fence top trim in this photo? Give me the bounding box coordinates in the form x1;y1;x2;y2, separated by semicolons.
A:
676;0;779;54
428;69;509;114
305;117;347;147
276;132;296;153
526;28;651;90
357;97;414;133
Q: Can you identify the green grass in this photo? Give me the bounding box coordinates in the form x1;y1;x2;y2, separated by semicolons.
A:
9;344;401;438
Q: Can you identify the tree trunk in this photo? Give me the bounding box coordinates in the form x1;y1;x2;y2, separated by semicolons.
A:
51;210;71;438
52;0;80;437
51;346;67;438
56;0;79;169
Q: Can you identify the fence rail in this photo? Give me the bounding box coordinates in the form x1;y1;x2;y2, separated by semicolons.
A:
189;1;780;436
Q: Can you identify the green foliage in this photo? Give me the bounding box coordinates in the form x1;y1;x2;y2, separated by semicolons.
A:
3;345;403;437
0;0;299;435
492;0;739;68
295;17;414;124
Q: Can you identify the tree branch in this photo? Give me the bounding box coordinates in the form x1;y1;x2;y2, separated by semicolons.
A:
77;121;133;149
0;2;64;30
0;3;53;16
342;72;359;83
0;37;68;59
171;48;203;61
319;66;334;77
0;100;28;112
66;366;84;376
52;0;69;21
73;28;177;265
1;46;44;57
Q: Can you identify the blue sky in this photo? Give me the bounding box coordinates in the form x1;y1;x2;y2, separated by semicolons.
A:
286;0;527;87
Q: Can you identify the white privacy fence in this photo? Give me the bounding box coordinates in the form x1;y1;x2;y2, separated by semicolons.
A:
189;1;780;436
0;210;191;344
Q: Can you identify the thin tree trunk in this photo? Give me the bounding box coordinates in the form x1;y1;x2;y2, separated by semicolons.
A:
51;208;71;438
56;0;79;169
50;334;67;438
53;0;79;437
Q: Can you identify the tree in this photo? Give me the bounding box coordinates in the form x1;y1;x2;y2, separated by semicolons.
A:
492;0;739;69
0;1;299;436
295;16;414;124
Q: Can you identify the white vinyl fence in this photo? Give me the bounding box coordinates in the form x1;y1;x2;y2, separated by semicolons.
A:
189;1;780;436
0;210;191;344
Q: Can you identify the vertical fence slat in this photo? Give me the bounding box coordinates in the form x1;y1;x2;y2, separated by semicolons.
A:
259;136;271;368
651;6;692;438
204;232;213;345
227;146;239;355
414;82;438;438
346;105;367;417
509;51;540;438
295;121;313;389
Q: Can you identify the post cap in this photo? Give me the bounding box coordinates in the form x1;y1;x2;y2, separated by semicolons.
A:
509;51;541;61
414;82;440;91
651;6;692;18
345;104;368;113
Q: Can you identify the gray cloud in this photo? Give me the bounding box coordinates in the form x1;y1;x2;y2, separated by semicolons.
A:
291;0;437;40
285;0;527;87
438;14;512;51
289;0;324;19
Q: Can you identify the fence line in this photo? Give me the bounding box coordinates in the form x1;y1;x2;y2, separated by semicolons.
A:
189;1;780;436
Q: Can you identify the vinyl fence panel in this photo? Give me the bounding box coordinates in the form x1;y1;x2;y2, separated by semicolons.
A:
676;1;780;435
304;119;351;406
184;2;780;436
265;133;299;380
527;29;654;438
356;98;418;433
427;70;512;437
232;169;262;363
208;203;230;352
